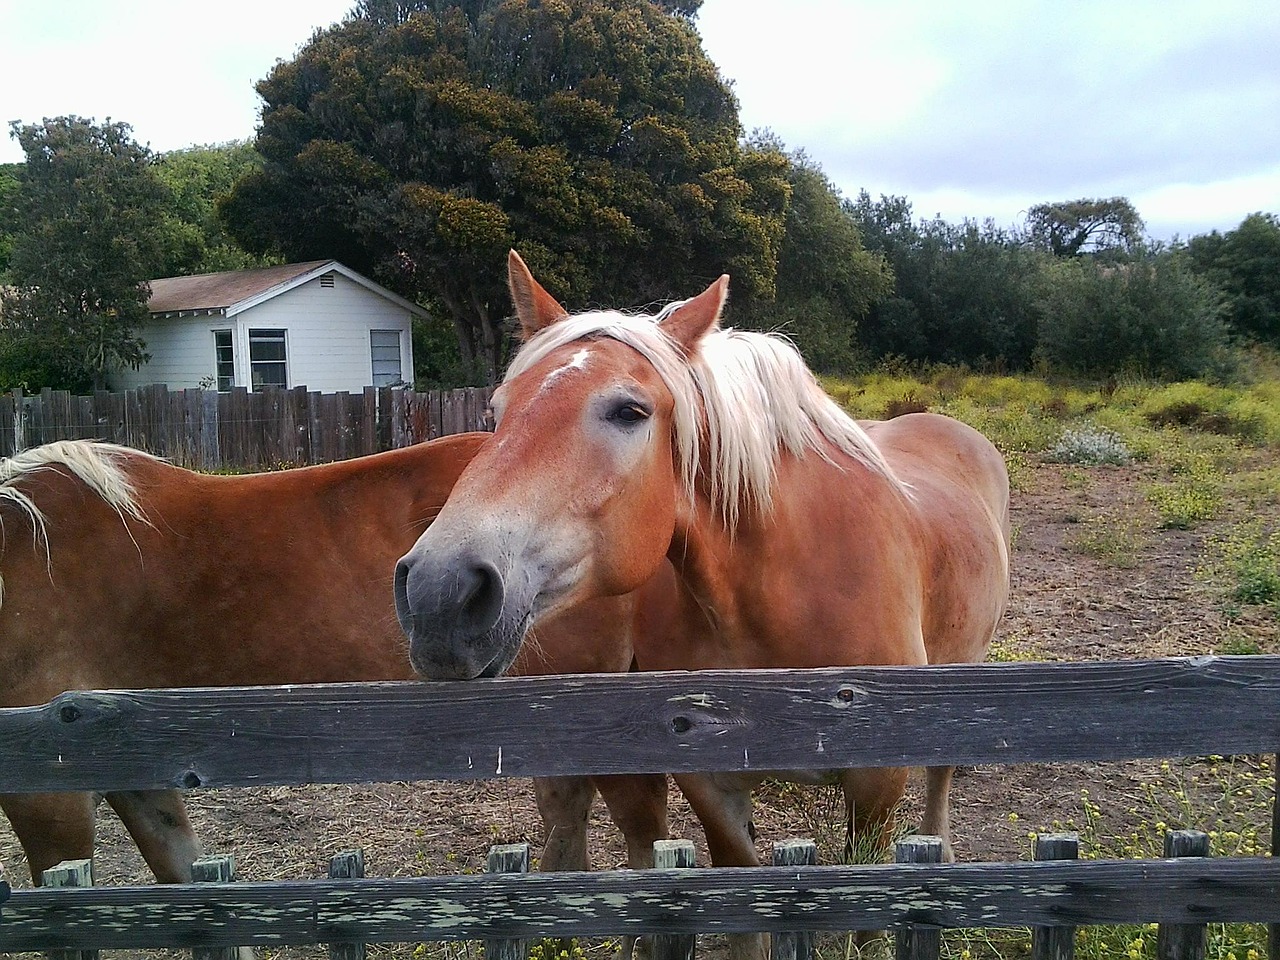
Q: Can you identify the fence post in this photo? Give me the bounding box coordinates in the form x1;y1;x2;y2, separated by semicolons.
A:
484;843;530;960
1032;833;1078;960
1157;830;1209;960
894;836;943;960
328;849;367;960
191;854;241;960
1271;754;1278;960
42;859;97;960
13;388;26;454
772;839;817;960
653;838;697;960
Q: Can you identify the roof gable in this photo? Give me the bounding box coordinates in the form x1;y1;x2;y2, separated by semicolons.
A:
148;261;332;314
148;261;428;319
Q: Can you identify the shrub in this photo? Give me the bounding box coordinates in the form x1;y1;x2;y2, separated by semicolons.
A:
1045;424;1132;465
1034;256;1230;379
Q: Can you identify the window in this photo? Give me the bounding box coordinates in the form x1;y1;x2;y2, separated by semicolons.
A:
249;329;288;389
370;330;403;386
213;330;234;391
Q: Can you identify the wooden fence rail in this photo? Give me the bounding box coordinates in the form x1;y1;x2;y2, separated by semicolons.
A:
0;656;1278;957
0;384;493;469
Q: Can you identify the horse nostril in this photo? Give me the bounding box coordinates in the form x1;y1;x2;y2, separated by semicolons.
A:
394;559;416;629
459;560;505;633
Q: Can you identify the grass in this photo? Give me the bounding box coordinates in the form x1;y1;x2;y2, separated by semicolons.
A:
1201;521;1280;614
814;361;1280;960
1066;512;1146;567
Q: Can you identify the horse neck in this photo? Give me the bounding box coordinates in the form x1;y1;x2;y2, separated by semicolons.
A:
665;441;897;637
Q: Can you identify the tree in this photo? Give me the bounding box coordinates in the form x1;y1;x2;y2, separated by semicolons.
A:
222;0;787;382
730;143;891;373
1034;255;1229;379
0;162;21;277
1024;197;1145;258
1184;212;1280;346
849;193;1044;367
154;142;280;274
0;117;175;390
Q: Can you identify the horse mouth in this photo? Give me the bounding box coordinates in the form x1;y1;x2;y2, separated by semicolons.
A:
407;611;531;682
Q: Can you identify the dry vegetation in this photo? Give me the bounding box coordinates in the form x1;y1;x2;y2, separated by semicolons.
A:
1;367;1277;960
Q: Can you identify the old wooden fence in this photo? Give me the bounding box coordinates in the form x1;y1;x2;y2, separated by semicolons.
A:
0;656;1278;959
0;384;494;470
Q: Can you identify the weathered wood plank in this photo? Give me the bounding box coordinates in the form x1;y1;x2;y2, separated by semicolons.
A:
191;855;240;960
1;858;1277;952
1156;831;1209;960
1;658;1277;793
1031;833;1078;960
328;851;366;960
652;840;697;960
484;843;530;960
894;837;942;960
771;840;817;960
41;859;97;960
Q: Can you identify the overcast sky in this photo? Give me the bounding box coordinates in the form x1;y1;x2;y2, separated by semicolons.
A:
2;0;1277;241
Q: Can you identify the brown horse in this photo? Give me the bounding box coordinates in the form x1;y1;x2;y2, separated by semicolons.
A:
396;252;1012;959
0;433;666;888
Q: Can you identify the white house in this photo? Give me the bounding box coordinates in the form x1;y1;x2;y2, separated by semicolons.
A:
112;261;422;393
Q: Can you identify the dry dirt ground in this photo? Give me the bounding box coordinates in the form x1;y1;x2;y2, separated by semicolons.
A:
2;454;1277;959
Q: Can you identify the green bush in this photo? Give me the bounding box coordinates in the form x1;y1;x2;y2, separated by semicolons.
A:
1034;256;1230;379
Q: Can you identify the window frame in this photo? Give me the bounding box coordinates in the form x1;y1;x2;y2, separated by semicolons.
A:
213;329;235;392
248;328;289;391
370;329;404;387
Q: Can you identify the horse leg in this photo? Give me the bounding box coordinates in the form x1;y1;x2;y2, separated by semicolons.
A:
920;765;956;862
105;791;254;960
595;774;669;960
839;766;909;863
674;773;766;960
533;776;598;872
595;774;669;869
839;766;910;949
0;791;96;884
104;790;204;882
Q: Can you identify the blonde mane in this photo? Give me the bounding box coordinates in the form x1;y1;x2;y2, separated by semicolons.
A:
0;440;152;602
505;307;908;529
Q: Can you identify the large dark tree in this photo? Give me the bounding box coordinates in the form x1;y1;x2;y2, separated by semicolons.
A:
1;117;178;391
1184;212;1280;346
222;0;788;382
1023;197;1145;258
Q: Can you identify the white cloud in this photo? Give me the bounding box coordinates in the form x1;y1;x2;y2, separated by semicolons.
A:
3;0;1276;240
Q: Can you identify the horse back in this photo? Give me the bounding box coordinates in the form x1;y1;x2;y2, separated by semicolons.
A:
0;434;490;706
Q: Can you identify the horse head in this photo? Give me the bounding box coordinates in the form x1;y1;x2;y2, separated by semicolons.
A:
394;251;725;680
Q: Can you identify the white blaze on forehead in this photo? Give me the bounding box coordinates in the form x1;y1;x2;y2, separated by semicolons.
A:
538;347;593;394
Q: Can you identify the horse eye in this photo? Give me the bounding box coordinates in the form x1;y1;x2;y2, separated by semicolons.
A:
609;402;650;425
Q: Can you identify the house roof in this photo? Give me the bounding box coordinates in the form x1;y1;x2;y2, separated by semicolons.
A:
148;261;332;313
147;261;430;319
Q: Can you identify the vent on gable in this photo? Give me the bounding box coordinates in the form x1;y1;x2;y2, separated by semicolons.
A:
319;273;336;288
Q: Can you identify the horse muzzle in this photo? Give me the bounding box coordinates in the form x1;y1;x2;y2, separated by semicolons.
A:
394;549;528;681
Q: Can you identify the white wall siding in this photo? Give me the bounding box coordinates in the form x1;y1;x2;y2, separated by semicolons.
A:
236;272;413;392
112;317;226;391
114;271;417;393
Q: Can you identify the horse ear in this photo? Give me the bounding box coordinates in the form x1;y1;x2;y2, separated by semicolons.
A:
659;275;729;353
508;250;568;340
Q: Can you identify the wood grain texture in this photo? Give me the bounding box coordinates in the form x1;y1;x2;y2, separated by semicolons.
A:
2;657;1277;794
1;858;1277;952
